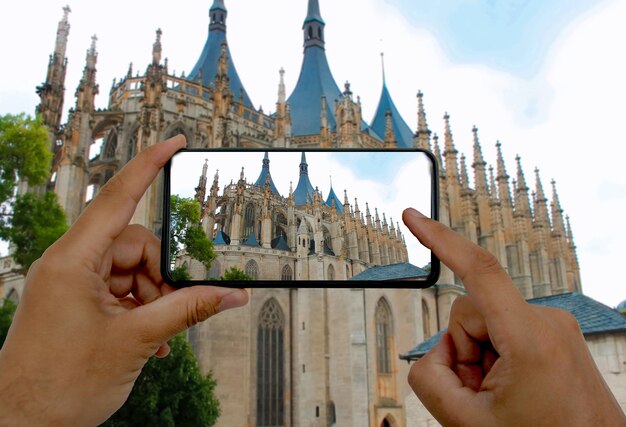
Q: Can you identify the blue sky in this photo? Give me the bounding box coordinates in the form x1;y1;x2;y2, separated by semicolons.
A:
387;0;604;78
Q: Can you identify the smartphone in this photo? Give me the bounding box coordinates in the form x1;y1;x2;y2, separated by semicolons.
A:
162;149;439;288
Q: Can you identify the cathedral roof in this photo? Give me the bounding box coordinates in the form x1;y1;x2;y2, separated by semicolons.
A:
401;292;626;361
254;152;281;197
287;0;343;136
271;234;290;251
349;262;428;281
243;231;260;247
370;82;414;148
188;0;254;108
293;152;316;206
325;185;343;213
213;229;230;245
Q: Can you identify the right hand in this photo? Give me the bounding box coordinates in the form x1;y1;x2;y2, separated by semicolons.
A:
403;208;626;426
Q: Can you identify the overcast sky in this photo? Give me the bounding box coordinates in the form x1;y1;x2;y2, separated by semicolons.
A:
1;0;624;306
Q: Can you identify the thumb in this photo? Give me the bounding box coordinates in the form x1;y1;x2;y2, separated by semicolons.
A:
409;333;491;426
126;286;249;347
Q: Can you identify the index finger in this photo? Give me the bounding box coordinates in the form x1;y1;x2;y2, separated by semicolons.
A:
402;208;527;323
64;135;186;258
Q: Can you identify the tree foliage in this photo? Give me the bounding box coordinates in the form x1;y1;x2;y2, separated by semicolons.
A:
0;299;17;349
101;335;220;427
170;196;215;272
4;191;67;272
221;267;253;281
0;114;51;208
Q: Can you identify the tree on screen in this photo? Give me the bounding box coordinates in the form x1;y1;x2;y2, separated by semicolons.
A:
169;195;216;277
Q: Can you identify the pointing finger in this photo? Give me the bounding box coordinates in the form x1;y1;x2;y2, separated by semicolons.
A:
402;208;528;325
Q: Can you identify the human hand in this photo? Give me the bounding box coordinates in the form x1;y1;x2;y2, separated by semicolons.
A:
0;135;249;426
402;208;626;426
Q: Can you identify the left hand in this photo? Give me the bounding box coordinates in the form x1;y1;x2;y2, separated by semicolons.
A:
0;135;249;426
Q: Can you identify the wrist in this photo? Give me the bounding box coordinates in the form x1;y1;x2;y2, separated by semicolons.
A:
0;350;76;427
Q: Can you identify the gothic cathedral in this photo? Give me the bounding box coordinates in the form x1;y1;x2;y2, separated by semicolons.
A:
24;1;583;426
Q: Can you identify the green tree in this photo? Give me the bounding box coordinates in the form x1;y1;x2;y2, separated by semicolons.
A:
0;299;17;349
221;267;252;281
4;191;67;273
0;114;51;209
169;196;215;275
0;113;66;271
102;335;220;427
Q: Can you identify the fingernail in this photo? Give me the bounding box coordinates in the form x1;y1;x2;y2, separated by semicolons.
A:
404;208;426;219
218;289;249;312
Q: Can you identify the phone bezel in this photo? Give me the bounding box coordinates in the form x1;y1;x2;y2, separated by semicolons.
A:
161;148;440;288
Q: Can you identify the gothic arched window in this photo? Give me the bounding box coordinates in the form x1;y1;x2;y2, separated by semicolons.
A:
103;132;118;159
422;299;431;339
257;299;285;427
281;265;293;281
245;260;259;280
207;260;221;280
327;264;335;281
243;203;255;240
127;130;138;161
375;298;393;374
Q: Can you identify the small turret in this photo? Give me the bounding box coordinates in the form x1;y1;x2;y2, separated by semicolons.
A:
533;168;550;228
303;0;326;50
152;28;162;65
415;90;432;150
195;158;209;204
75;34;99;113
384;110;397;148
496;141;513;207
472;126;488;195
460;155;470;190
36;5;71;134
550;180;566;237
443;113;459;182
514;155;531;217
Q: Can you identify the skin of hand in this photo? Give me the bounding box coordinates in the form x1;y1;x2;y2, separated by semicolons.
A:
0;135;249;426
402;208;626;427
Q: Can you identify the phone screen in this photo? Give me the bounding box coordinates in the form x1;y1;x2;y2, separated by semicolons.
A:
162;149;439;287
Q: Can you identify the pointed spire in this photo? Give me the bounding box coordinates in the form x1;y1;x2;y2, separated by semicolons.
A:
566;215;575;245
381;52;387;84
75;34;99;113
534;168;550;228
303;0;326;50
443;113;459;181
36;5;72;132
514;155;531;216
432;133;444;174
415;90;432;150
472;126;488;194
300;152;309;176
489;165;497;199
152;28;162;65
551;180;566;236
209;0;228;32
344;189;349;207
278;67;286;104
496;141;512;206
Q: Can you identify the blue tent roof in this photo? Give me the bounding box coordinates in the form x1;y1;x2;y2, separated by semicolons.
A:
325;186;343;213
188;2;254;108
271;234;290;251
287;46;343;136
254;152;281;197
213;229;230;245
400;292;626;361
293;153;316;206
370;83;414;148
243;232;260;247
349;262;428;281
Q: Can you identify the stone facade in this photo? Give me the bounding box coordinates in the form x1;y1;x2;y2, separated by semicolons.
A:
0;1;589;426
